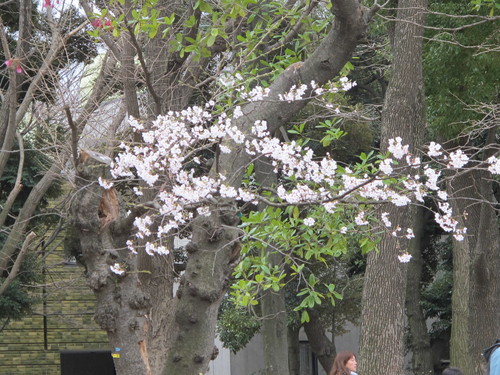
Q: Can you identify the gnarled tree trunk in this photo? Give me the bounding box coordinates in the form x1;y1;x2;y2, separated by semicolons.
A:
71;0;376;374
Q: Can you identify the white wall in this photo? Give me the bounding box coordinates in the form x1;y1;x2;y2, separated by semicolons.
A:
207;337;232;375
230;334;266;375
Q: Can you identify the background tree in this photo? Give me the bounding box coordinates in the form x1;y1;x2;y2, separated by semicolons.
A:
0;0;103;321
424;3;500;372
359;0;427;373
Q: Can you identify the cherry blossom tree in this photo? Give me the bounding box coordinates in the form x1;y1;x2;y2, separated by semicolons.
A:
1;1;494;375
62;1;500;375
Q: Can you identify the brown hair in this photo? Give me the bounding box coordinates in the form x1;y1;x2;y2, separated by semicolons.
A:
329;351;356;375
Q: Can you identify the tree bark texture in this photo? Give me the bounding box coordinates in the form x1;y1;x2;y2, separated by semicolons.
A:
261;286;290;375
405;206;433;375
255;157;291;375
448;167;500;375
71;0;376;374
304;307;336;372
359;0;426;373
288;326;301;375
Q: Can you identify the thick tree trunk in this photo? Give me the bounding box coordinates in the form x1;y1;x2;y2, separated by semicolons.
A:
71;1;376;374
71;152;241;375
304;307;336;372
448;167;500;375
406;206;433;375
261;286;289;375
71;153;164;375
255;157;291;375
359;0;426;373
288;326;301;375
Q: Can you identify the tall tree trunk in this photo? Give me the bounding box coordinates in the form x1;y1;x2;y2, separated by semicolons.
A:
261;286;289;375
72;1;375;374
359;0;426;373
304;307;336;372
288;326;301;375
448;167;500;375
255;158;290;375
406;206;433;375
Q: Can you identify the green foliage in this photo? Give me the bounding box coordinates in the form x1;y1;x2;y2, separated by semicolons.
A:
424;0;500;138
217;298;261;353
421;237;453;338
0;254;41;322
0;139;62;225
231;197;379;323
470;0;499;15
286;99;376;165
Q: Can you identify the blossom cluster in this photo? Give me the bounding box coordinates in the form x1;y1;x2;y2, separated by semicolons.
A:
91;18;113;29
105;80;499;274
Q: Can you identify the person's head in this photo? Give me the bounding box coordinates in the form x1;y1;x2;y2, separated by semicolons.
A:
443;367;464;375
329;351;357;375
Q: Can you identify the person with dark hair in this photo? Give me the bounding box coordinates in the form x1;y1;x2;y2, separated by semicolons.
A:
329;351;358;375
442;367;463;375
485;339;500;375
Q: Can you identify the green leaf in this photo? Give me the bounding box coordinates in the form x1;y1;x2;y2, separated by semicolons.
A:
199;0;213;13
206;34;216;47
164;13;175;25
149;28;158;38
301;310;310;323
185;15;197;28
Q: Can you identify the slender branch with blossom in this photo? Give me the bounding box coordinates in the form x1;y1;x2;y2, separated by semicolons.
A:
101;79;500;274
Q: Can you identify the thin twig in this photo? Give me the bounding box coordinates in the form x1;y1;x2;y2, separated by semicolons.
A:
0;232;37;296
64;106;79;169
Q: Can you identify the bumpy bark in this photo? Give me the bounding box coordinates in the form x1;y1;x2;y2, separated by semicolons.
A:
71;0;377;374
164;200;241;375
359;0;426;372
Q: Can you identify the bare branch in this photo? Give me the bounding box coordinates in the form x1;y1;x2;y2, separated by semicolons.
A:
0;132;25;229
0;17;11;60
0;232;37;296
65;106;79;169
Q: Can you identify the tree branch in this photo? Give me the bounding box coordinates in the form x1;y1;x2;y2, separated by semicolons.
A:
124;21;162;116
0;232;36;296
217;0;374;186
0;132;25;229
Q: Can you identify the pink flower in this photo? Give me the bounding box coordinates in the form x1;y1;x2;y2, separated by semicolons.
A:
91;19;102;28
43;0;51;7
4;59;23;74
